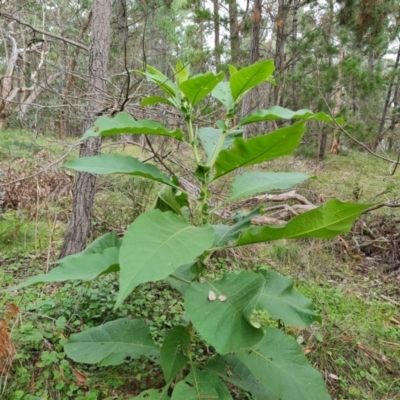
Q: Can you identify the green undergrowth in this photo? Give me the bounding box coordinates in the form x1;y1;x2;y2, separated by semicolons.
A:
1;130;400;399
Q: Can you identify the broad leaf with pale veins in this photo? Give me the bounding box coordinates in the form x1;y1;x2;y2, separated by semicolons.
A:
141;96;177;108
171;368;232;400
64;318;159;366
132;388;170;400
235;327;331;400
257;270;320;327
230;60;275;101
237;199;373;245
63;154;174;186
204;355;269;400
138;65;179;99
239;105;345;126
184;271;265;354
6;247;119;291
211;81;234;110
180;72;224;106
117;210;214;307
161;326;190;382
198;127;242;162
212;209;260;247
213;121;305;179
82;112;183;140
228;172;309;202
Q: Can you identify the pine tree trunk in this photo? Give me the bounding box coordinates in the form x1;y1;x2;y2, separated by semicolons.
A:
59;8;92;140
241;0;262;138
59;0;111;259
228;0;240;63
213;0;221;69
273;0;290;105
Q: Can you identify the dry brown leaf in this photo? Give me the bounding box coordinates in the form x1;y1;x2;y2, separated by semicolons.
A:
303;346;316;355
72;367;88;386
5;303;19;321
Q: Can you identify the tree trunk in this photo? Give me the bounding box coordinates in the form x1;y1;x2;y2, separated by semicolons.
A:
213;0;221;70
228;0;240;63
59;0;111;259
273;0;291;105
0;33;19;130
290;0;299;109
59;8;93;139
241;0;262;138
374;40;400;149
329;49;344;154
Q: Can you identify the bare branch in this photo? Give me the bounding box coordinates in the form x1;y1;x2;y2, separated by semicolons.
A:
0;12;89;52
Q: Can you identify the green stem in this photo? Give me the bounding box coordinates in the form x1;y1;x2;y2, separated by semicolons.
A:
169;274;192;284
187;116;200;164
206;119;236;169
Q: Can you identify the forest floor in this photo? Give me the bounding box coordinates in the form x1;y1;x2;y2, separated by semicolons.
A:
1;130;400;400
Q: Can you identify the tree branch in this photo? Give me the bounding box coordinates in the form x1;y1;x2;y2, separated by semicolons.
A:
0;12;89;52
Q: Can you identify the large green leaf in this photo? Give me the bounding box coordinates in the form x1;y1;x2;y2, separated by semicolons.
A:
257;270;320;327
58;232;120;263
230;60;274;101
6;247;119;291
211;81;234;110
214;121;305;179
138;65;179;99
212;209;260;247
235;327;331;400
180;72;224;106
117;210;215;307
64;318;159;366
237;199;372;245
239;105;345;126
165;263;195;294
161;326;190;382
141;96;177;108
131;388;170;400
82;112;183;140
198;127;242;162
204;355;269;400
171;368;232;400
63;154;174;186
184;271;265;354
228;172;309;202
153;185;185;216
174;60;189;85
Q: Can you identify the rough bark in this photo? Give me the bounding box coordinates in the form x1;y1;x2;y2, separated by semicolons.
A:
240;0;262;138
273;0;291;105
213;0;221;69
59;0;111;259
290;0;299;109
228;0;240;63
59;8;93;139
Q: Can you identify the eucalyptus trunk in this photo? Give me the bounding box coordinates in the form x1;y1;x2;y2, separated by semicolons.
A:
59;0;112;258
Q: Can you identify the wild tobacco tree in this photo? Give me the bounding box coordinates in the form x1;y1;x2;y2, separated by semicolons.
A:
12;60;371;399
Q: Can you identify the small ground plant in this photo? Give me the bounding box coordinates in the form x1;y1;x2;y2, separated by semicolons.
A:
10;60;372;399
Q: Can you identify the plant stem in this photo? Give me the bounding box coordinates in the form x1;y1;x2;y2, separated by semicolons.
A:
169;274;192;284
206;118;236;169
186;117;200;164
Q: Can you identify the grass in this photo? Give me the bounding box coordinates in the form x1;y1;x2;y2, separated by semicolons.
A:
1;130;400;399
